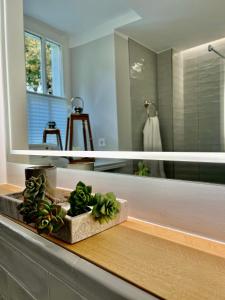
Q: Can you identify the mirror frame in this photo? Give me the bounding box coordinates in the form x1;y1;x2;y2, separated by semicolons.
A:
2;0;225;164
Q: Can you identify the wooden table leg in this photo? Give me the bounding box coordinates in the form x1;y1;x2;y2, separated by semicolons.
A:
43;131;47;144
82;120;88;150
65;117;70;150
57;131;63;150
87;117;94;151
69;118;73;151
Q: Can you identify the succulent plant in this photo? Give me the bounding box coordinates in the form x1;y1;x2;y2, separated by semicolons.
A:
68;181;93;217
18;174;46;224
92;192;120;224
23;174;46;202
135;161;150;177
17;199;39;224
18;174;66;235
35;199;66;235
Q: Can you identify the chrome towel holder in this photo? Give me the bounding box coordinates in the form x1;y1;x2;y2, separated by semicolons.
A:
144;98;158;117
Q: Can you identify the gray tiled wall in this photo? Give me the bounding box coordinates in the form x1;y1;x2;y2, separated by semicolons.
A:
157;49;174;177
128;39;158;152
173;45;225;183
128;40;173;177
183;49;222;152
128;39;225;183
157;49;174;152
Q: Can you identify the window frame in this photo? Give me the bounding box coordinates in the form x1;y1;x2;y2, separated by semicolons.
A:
24;29;64;97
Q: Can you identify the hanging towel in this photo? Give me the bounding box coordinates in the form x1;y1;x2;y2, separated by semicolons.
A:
143;116;166;178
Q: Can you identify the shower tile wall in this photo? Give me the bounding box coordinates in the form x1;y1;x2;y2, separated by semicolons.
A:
128;39;225;183
173;44;225;183
157;49;174;177
128;39;157;151
183;50;222;152
157;50;174;151
173;52;184;151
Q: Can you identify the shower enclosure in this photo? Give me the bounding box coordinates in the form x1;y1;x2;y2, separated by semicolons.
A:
125;37;225;182
172;39;225;182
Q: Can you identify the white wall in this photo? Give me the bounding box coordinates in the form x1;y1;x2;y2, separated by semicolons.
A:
70;35;119;151
3;0;28;151
0;0;7;183
24;15;71;99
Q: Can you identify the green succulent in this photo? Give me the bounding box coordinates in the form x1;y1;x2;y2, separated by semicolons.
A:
18;174;46;224
17;199;39;224
135;161;150;177
23;174;46;202
68;181;93;217
18;174;66;235
35;199;66;235
92;192;120;224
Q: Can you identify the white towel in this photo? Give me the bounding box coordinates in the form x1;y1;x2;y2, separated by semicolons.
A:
143;116;166;178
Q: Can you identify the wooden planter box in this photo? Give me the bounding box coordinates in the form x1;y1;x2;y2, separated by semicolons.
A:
0;193;128;244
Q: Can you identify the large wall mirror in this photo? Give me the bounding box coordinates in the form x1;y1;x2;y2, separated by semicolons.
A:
3;0;225;183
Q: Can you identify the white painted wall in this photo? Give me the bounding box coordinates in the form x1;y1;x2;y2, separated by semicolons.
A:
70;35;119;150
3;0;28;151
0;0;7;183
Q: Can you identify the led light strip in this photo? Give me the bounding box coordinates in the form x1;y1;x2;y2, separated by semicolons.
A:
10;150;225;163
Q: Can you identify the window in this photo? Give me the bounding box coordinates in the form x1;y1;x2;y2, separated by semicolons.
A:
25;31;64;97
25;32;43;93
25;31;67;146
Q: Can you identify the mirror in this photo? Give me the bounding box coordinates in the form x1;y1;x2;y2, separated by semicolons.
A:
4;0;225;183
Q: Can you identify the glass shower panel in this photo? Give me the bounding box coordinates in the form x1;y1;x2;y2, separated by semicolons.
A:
178;41;225;153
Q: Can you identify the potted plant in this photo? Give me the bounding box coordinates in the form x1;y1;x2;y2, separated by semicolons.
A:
14;177;128;244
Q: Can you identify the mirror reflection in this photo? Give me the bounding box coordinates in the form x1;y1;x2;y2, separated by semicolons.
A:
16;0;225;181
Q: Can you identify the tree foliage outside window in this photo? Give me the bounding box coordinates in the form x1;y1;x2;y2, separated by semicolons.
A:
25;31;63;97
46;42;52;94
25;32;42;93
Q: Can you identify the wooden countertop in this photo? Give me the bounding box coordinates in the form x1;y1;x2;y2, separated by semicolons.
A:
1;184;225;300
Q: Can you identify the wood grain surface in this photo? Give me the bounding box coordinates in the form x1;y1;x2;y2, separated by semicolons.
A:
0;184;22;195
1;184;225;300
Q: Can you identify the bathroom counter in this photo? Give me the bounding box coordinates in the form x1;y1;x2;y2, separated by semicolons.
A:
1;184;225;300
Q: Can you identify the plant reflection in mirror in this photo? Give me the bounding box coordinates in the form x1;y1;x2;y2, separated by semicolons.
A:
135;161;150;177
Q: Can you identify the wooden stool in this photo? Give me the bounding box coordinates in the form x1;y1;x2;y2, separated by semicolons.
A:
65;114;94;163
65;114;94;151
42;128;63;150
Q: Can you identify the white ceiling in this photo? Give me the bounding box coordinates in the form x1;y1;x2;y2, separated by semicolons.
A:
24;0;225;52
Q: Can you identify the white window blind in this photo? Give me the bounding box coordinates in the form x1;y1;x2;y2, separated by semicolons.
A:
27;93;68;148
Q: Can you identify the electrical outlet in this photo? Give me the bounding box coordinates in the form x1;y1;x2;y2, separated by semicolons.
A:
98;138;106;147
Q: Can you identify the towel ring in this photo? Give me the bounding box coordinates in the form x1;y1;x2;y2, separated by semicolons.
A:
144;99;158;117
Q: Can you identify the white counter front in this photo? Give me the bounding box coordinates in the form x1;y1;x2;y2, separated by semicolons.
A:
0;215;157;300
